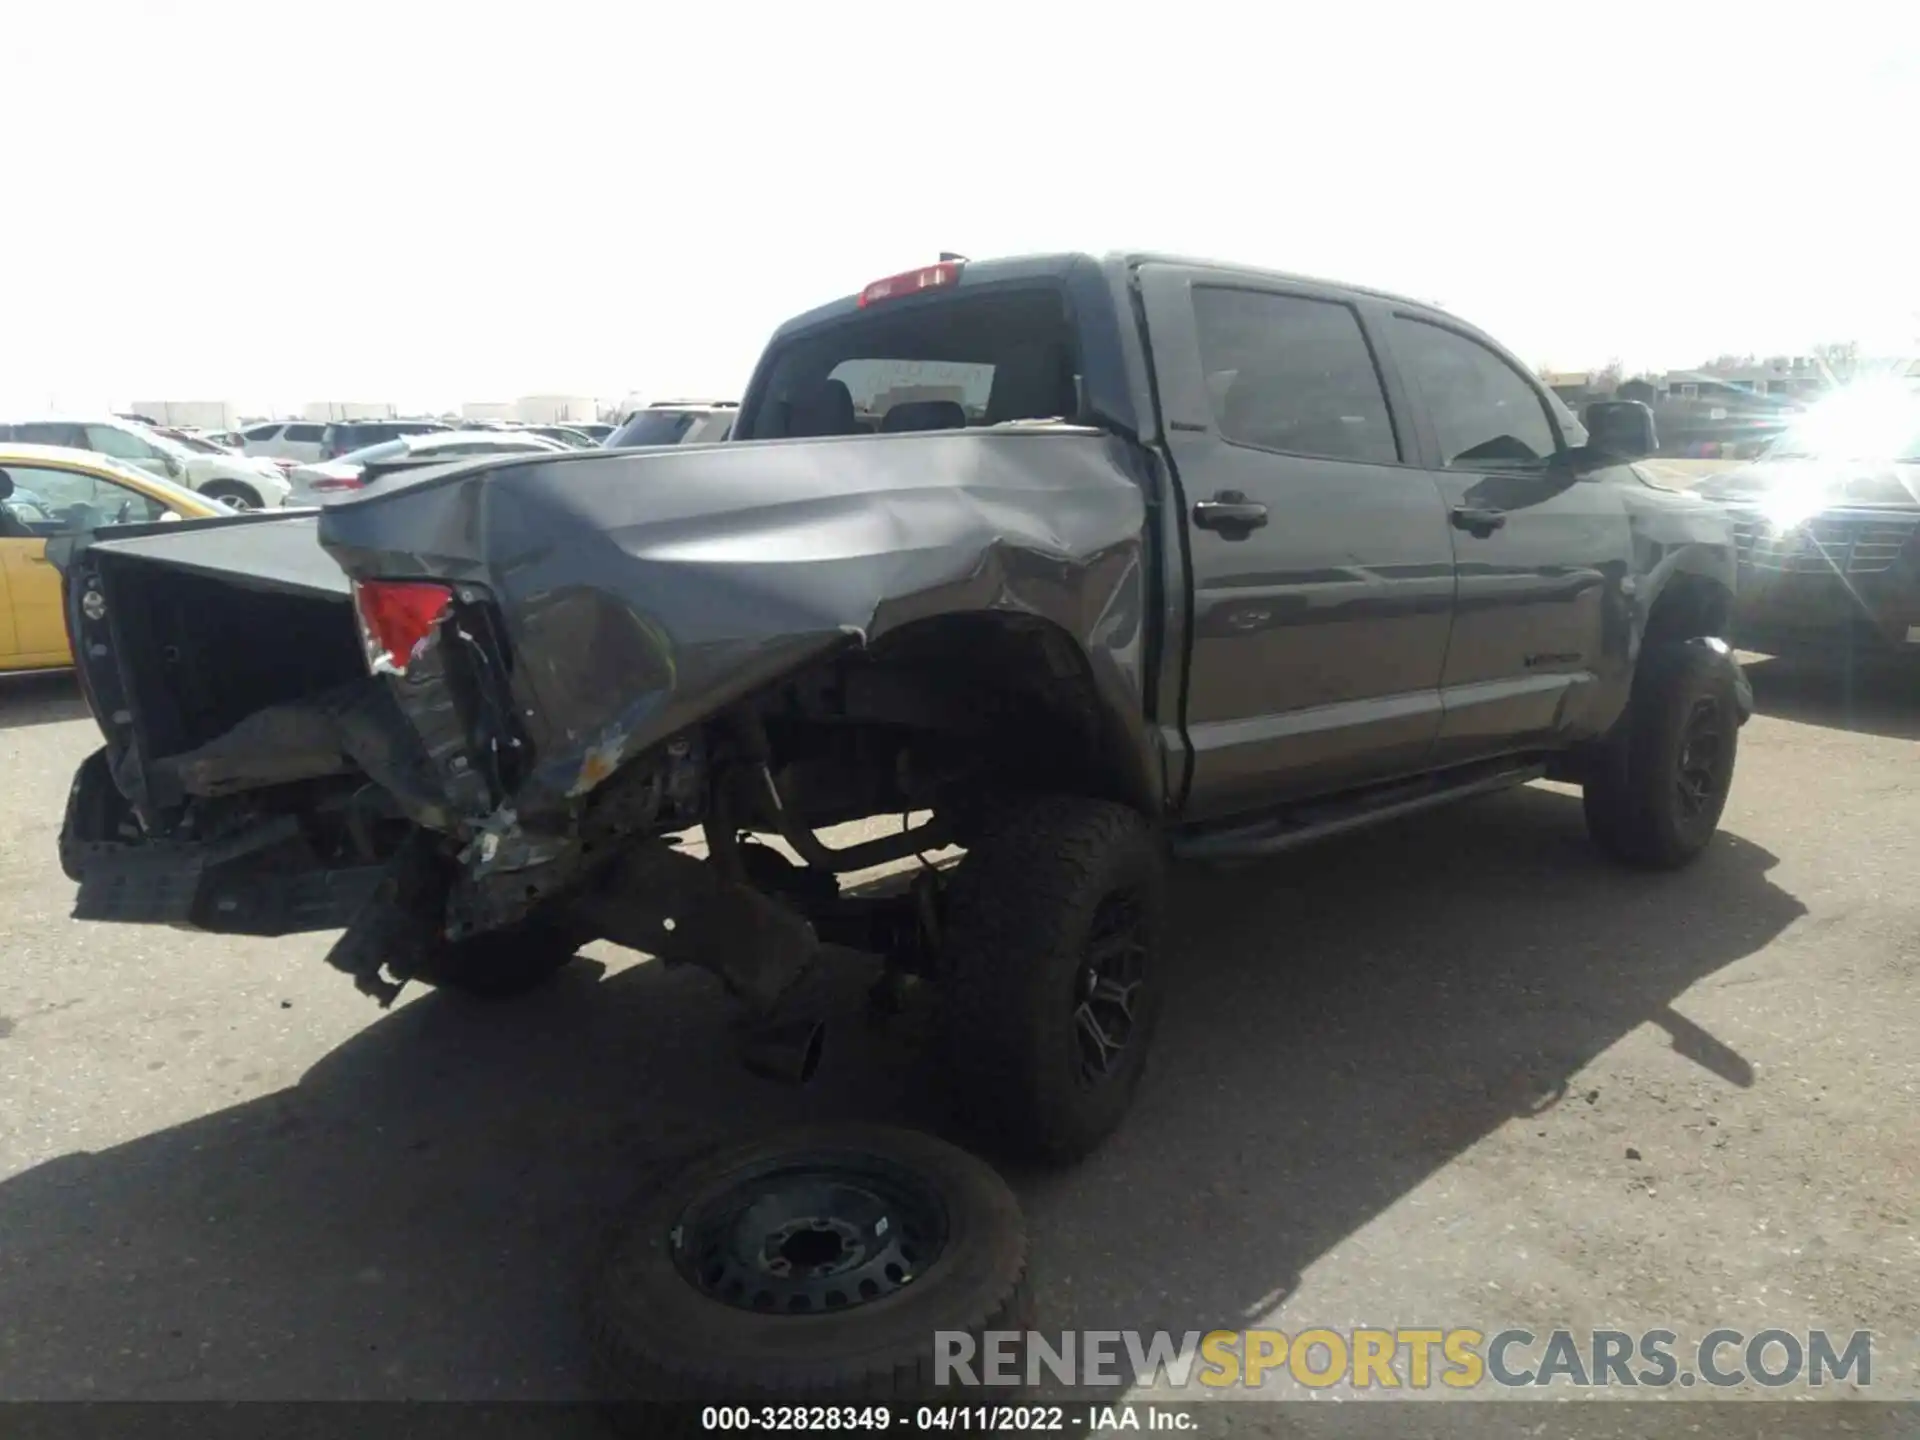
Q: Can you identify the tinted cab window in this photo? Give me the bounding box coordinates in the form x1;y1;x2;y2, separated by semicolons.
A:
1388;317;1560;469
1192;288;1400;464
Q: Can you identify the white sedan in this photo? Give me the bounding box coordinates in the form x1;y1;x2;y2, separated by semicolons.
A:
286;429;571;501
2;416;293;510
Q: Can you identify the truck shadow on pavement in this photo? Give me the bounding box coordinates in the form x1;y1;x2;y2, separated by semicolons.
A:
0;785;1803;1407
1744;653;1920;741
0;671;89;731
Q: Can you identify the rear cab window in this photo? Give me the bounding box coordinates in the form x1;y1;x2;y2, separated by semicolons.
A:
741;284;1081;440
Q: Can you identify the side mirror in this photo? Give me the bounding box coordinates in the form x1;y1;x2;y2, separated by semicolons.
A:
164;454;185;480
1583;400;1657;460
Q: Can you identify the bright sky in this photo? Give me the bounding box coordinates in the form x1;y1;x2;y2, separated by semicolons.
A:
6;1;1914;416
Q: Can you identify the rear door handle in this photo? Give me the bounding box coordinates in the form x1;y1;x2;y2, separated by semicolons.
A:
1193;492;1269;536
1450;506;1507;537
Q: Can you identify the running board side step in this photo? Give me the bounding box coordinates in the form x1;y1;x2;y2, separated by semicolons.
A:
1171;758;1548;861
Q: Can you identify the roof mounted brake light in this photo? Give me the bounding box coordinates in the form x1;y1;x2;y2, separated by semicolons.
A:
857;261;962;308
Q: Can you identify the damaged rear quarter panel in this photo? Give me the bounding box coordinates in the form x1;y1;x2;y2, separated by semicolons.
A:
314;428;1157;819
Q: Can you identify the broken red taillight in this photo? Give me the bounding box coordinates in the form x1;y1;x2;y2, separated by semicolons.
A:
856;261;962;307
353;579;454;675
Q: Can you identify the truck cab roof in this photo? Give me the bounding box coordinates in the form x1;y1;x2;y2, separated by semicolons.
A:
767;251;1451;341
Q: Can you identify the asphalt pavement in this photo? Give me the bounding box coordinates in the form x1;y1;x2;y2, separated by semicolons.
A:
0;658;1914;1410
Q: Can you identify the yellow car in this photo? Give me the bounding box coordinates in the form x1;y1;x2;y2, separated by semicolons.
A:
1;442;226;671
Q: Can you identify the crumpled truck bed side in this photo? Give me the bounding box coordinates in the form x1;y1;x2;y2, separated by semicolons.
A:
314;426;1161;827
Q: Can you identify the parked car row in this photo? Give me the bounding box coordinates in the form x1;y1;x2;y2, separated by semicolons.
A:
286;429;572;500
0;417;292;511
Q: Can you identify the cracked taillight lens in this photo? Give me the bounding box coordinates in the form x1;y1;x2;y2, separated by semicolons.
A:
353;579;453;675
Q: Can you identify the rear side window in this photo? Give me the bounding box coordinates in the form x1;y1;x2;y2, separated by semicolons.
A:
12;421;89;448
745;286;1078;439
1192;288;1400;465
244;423;283;442
1388;316;1559;469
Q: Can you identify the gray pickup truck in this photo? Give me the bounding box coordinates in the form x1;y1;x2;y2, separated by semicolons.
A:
56;252;1748;1163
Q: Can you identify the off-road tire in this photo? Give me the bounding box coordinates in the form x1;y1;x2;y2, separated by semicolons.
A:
198;480;261;511
938;796;1167;1164
407;919;578;998
1583;641;1741;869
586;1124;1032;1418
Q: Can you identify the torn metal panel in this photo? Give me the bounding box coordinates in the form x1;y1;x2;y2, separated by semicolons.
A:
313;429;1155;818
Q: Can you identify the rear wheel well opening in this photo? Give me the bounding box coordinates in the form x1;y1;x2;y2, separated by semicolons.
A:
750;613;1151;843
1643;574;1732;649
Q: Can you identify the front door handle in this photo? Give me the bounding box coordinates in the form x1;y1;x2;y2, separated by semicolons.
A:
1193;491;1269;537
1450;506;1507;538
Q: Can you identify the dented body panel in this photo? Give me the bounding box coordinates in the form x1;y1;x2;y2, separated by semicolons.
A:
315;428;1159;825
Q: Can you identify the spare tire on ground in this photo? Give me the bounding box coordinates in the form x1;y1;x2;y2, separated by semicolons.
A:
587;1124;1032;1413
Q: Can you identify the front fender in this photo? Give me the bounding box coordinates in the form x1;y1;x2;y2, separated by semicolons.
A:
1680;635;1754;725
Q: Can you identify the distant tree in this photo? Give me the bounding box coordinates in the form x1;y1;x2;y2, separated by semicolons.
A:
1811;341;1860;381
1592;358;1624;392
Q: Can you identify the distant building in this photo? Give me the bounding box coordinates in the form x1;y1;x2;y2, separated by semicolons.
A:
515;395;600;424
127;400;241;430
461;396;604;424
1654;357;1827;403
1540;370;1617;409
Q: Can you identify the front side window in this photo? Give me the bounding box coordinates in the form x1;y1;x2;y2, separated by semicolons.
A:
84;424;162;462
0;464;167;534
1389;317;1559;469
244;423;284;443
1193;287;1400;464
284;423;324;443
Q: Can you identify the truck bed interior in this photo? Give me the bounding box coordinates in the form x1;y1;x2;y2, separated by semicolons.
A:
99;553;364;760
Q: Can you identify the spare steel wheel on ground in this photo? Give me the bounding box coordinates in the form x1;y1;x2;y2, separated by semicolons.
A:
588;1123;1032;1410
